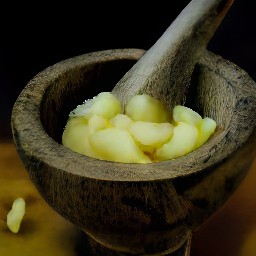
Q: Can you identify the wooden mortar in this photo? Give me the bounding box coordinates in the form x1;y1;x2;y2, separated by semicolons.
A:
11;48;256;255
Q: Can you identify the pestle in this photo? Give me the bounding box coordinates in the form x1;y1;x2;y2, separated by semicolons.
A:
112;0;234;111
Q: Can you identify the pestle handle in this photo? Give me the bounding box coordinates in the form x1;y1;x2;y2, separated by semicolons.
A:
112;0;234;111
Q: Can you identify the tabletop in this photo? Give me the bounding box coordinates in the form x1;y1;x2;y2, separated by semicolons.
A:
0;139;255;256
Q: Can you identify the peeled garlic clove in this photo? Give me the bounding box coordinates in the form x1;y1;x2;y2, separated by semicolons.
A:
125;94;171;123
90;92;122;119
129;121;174;149
7;197;26;233
88;115;110;131
109;114;133;129
89;127;152;163
62;117;98;158
156;122;199;160
196;117;217;148
173;105;202;126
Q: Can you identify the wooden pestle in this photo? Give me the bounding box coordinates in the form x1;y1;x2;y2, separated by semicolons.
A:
112;0;234;111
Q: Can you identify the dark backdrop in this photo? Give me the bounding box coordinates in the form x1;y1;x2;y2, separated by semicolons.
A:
1;0;255;139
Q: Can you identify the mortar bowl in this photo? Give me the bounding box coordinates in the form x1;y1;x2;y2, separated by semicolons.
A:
11;48;256;255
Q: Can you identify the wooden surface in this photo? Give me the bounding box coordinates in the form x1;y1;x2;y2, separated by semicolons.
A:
0;139;256;256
